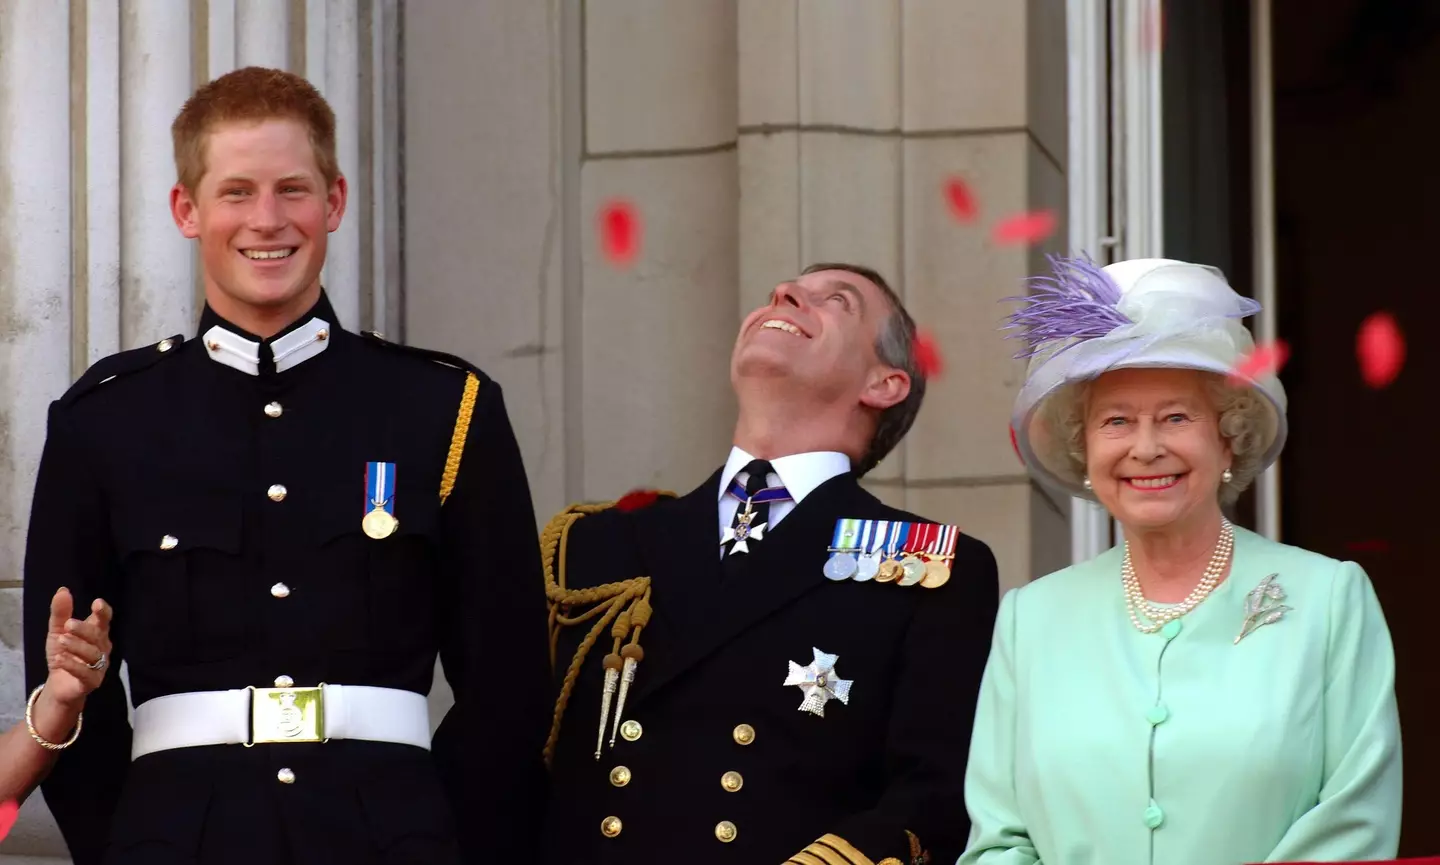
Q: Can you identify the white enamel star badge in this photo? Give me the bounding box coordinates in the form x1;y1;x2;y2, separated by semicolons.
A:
784;648;852;717
721;505;767;555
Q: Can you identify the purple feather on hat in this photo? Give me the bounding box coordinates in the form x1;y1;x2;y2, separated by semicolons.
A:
1001;254;1133;359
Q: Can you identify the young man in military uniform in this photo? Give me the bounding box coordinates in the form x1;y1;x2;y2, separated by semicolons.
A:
21;67;549;865
540;264;1001;865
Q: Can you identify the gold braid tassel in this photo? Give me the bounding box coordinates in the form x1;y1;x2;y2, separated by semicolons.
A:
540;496;672;768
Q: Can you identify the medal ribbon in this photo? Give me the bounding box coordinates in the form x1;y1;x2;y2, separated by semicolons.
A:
901;522;928;557
922;523;944;560
830;518;862;552
365;461;397;516
858;519;880;556
886;521;909;559
938;524;959;559
725;480;793;505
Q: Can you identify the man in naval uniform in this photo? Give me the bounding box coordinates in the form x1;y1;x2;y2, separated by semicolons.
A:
539;263;1001;865
21;67;549;865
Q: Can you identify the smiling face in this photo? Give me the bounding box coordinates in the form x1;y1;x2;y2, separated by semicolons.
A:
170;117;346;335
1083;367;1232;533
731;268;908;412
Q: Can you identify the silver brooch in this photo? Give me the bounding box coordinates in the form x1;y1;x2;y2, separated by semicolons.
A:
1235;573;1292;645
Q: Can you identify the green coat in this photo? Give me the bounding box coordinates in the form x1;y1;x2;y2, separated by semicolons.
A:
958;526;1402;865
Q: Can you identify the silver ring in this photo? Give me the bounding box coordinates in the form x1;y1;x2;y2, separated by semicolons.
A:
87;652;106;671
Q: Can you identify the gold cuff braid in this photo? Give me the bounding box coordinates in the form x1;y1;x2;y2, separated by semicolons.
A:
795;832;927;865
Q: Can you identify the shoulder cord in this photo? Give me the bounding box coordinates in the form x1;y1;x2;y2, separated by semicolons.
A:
540;499;672;767
439;373;479;504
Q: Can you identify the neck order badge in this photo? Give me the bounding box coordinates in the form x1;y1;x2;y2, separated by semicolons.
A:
362;461;399;539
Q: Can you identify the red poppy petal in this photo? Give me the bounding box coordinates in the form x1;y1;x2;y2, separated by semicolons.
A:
1227;340;1290;387
944;177;978;223
598;199;640;266
1356;311;1405;389
991;210;1057;246
1;799;19;842
913;331;944;379
614;489;661;512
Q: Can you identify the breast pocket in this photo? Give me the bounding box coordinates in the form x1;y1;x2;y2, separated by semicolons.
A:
311;483;443;653
113;495;244;665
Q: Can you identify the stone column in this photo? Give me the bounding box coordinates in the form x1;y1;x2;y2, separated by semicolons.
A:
0;2;398;857
738;0;1071;592
899;0;1072;591
578;0;740;499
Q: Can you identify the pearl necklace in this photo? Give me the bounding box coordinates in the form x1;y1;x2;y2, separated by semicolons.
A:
1121;519;1234;633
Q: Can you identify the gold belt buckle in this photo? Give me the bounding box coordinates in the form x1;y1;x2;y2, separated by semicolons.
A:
245;683;327;746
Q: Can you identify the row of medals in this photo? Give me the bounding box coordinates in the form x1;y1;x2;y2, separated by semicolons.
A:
823;544;951;589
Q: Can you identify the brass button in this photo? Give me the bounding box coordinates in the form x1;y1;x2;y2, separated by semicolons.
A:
733;724;755;746
159;535;178;551
600;816;622;838
271;582;291;599
274;675;294;688
715;820;737;843
619;720;643;742
157;338;174;352
267;484;287;502
276;768;295;784
316;329;329;341
609;766;631;787
721;771;743;792
264;401;283;418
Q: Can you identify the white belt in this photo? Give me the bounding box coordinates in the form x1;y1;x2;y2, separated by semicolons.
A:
131;684;431;760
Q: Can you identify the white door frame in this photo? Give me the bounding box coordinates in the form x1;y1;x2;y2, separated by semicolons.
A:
1065;0;1283;563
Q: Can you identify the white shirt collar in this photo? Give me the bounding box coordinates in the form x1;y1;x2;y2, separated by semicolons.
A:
202;317;332;376
717;446;852;506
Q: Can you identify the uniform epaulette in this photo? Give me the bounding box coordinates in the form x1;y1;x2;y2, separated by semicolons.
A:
360;331;489;381
59;335;186;407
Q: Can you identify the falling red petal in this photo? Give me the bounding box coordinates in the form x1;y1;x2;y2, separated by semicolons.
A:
1356;311;1405;389
991;210;1057;246
913;331;944;379
614;489;661;512
598;199;640;266
1227;340;1290;387
943;177;978;223
0;799;18;842
1009;425;1022;463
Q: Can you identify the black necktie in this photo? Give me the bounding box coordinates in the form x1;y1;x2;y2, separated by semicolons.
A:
723;459;775;576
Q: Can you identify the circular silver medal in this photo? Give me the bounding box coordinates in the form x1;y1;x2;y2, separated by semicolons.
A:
823;552;858;581
898;555;928;586
854;552;880;582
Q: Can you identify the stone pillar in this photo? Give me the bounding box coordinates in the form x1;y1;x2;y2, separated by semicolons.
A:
900;0;1072;591
738;0;1071;592
578;0;740;498
0;2;397;857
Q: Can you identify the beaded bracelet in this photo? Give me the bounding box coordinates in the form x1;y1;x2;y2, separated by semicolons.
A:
26;685;83;751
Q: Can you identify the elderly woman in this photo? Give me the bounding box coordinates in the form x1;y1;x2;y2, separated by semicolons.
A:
0;588;113;806
959;257;1402;865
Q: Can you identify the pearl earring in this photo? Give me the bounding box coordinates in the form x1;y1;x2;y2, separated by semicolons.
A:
1222;468;1234;484
1082;476;1093;490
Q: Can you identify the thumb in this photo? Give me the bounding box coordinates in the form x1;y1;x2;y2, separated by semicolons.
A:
49;587;74;633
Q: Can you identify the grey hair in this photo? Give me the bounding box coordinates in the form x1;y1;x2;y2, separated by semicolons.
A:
1043;373;1269;506
800;262;925;477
